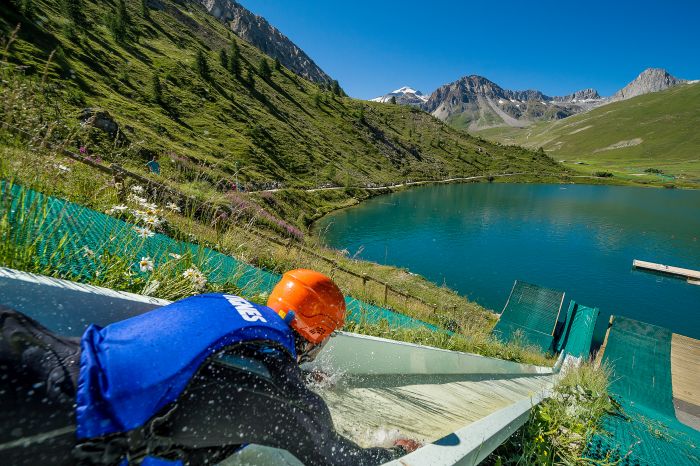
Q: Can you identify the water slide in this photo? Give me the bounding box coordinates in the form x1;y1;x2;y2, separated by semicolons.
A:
0;267;561;465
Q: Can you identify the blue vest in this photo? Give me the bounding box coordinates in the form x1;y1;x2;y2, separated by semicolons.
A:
76;294;296;440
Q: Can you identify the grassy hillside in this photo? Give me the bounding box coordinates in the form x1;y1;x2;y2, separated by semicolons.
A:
477;83;700;186
1;0;561;200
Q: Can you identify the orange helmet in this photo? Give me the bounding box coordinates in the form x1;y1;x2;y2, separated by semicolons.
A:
267;269;346;345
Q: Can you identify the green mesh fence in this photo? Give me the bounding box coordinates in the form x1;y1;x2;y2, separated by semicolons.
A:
0;182;437;331
585;316;700;465
492;280;564;352
556;301;599;357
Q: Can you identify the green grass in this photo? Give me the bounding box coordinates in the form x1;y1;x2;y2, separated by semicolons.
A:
477;83;700;187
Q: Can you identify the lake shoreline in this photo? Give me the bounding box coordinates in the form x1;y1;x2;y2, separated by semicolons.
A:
317;182;700;342
309;170;697;237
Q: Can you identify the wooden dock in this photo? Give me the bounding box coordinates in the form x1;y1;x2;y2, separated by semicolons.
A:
633;259;700;283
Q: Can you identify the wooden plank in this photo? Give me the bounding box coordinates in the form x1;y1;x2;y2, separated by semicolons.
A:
595;315;615;367
671;333;700;407
633;259;700;280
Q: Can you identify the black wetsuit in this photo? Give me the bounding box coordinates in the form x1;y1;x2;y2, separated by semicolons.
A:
0;308;402;466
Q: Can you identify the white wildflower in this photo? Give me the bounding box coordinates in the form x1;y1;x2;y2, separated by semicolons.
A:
127;194;148;205
143;202;159;212
144;215;162;228
133;226;155;238
166;203;181;213
139;257;154;273
169;253;182;260
105;204;128;215
183;267;207;290
54;164;71;173
131;185;145;194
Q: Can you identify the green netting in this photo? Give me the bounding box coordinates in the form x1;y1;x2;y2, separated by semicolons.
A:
585;316;700;465
1;182;437;331
491;320;554;352
556;301;598;357
492;280;564;352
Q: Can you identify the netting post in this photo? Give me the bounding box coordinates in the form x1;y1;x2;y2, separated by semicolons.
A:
383;283;388;306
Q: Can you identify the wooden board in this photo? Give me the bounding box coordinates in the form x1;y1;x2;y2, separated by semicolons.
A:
671;333;700;430
594;315;615;367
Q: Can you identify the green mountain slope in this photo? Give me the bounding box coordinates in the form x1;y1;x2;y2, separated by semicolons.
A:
477;83;700;184
0;0;561;198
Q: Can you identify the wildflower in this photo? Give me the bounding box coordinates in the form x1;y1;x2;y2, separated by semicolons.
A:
131;185;145;194
127;194;148;205
169;253;182;260
131;209;147;220
79;146;87;154
106;204;128;215
133;226;155;238
144;215;162;228
82;246;95;258
54;164;71;173
183;267;207;290
139;257;154;273
166;202;181;213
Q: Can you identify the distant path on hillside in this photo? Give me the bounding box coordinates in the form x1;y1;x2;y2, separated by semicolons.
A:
254;172;530;194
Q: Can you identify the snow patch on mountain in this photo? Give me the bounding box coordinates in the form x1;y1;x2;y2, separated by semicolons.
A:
371;87;429;106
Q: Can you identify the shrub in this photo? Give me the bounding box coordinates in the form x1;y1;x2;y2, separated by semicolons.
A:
195;50;209;80
594;171;613;178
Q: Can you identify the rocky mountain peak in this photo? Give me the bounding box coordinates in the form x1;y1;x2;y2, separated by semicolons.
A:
370;86;428;106
195;0;332;84
613;68;686;101
422;74;608;130
554;88;602;102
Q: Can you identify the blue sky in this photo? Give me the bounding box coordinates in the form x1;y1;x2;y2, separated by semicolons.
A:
240;0;699;99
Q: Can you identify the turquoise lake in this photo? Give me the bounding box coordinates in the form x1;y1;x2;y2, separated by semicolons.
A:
317;183;700;343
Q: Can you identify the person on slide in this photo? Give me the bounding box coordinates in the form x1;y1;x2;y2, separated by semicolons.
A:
0;269;420;466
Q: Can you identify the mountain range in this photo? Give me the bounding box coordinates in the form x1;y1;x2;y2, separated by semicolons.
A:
372;68;692;131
